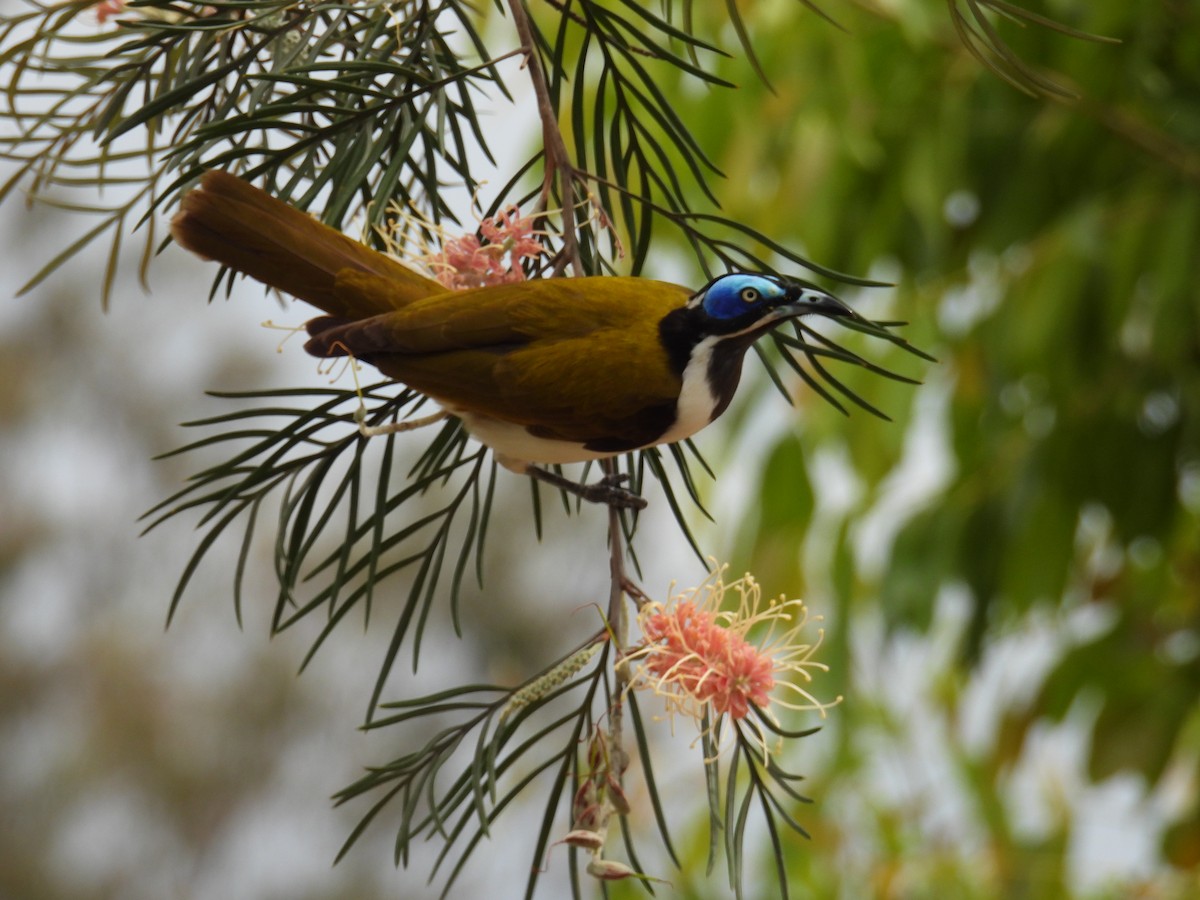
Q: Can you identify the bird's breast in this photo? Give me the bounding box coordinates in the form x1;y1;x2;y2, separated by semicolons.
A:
650;334;722;446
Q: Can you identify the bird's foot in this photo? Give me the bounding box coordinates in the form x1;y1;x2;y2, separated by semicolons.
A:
522;465;647;510
579;473;647;511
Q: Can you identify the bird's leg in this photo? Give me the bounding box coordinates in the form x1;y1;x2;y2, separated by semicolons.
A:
497;455;647;510
356;408;449;437
531;466;648;511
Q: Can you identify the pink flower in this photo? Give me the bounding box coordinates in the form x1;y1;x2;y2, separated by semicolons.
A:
92;0;217;25
641;600;775;719
94;0;125;23
424;205;545;291
480;206;543;259
627;565;835;736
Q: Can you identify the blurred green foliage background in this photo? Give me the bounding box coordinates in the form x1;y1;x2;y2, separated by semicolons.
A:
636;0;1200;896
2;0;1198;897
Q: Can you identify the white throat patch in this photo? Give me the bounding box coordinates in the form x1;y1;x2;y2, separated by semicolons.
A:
654;334;721;446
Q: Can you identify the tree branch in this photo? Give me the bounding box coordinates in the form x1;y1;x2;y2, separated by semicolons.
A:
506;0;583;276
505;0;635;815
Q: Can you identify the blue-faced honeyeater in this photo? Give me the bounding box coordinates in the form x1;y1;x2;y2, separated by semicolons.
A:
171;171;854;508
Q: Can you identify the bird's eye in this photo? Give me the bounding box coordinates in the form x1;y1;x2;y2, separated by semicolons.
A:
740;287;760;303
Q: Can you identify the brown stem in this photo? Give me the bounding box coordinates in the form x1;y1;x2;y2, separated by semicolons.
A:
504;0;634;653
505;0;584;276
603;456;631;787
603;460;629;644
505;0;634;793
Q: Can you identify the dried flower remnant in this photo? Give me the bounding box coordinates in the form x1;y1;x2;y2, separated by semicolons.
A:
627;564;836;734
552;729;666;886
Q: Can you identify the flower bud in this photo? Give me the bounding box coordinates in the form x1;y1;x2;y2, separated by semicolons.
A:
586;858;637;881
605;773;631;815
559;829;605;852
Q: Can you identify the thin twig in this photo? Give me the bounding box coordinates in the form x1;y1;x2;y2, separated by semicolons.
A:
506;0;632;802
505;0;628;644
604;457;631;799
505;0;584;275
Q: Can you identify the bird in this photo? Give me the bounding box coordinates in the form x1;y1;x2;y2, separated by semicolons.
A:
171;170;853;509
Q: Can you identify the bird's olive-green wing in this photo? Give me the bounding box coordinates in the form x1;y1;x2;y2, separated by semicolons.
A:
315;276;688;353
309;277;692;446
499;331;685;447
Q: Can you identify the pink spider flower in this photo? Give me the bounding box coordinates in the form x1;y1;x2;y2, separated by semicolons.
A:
423;204;545;290
94;0;125;23
94;1;218;25
627;564;836;739
480;205;544;259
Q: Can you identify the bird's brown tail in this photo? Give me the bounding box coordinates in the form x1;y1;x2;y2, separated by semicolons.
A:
170;171;443;320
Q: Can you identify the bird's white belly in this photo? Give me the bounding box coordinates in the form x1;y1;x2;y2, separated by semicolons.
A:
454;411;609;466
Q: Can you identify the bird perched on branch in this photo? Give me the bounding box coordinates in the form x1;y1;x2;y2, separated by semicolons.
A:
171;171;853;509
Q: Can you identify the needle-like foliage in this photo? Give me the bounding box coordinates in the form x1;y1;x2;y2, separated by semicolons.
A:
946;0;1118;98
0;0;1109;894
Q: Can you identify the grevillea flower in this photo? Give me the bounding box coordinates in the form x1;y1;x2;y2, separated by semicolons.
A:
94;0;217;24
93;0;125;22
627;564;835;734
380;191;629;292
422;204;545;290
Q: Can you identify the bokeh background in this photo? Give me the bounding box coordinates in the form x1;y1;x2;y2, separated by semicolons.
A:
2;1;1198;897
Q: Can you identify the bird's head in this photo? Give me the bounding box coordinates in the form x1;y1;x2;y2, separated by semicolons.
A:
689;273;850;338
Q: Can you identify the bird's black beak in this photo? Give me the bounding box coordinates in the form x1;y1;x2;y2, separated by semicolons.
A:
768;284;852;323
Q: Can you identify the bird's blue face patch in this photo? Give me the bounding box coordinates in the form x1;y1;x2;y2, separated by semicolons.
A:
698;274;787;321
